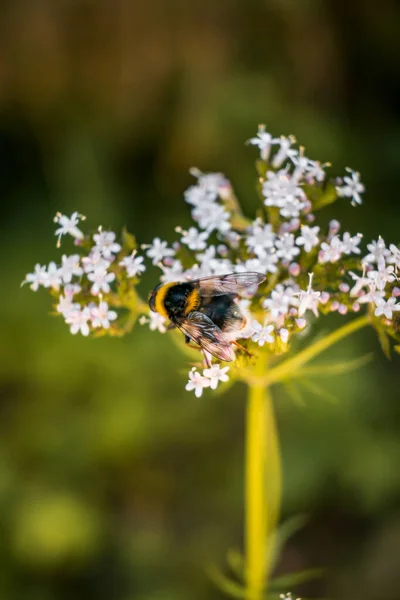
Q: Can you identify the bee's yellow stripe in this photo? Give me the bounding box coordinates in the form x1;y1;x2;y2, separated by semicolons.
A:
154;282;175;318
184;288;200;314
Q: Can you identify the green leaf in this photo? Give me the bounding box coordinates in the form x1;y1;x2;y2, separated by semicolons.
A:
292;353;373;379
298;379;338;404
375;325;392;359
268;515;309;573
206;565;247;599
269;567;325;591
283;381;306;407
309;182;338;210
121;227;137;252
226;548;245;579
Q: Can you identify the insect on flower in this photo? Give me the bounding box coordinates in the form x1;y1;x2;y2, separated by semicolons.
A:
148;272;265;366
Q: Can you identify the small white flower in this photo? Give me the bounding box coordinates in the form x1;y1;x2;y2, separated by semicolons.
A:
139;311;168;333
160;260;185;283
56;295;79;317
93;230;122;259
262;284;299;320
275;233;300;262
184;185;215;206
189;168;230;198
192;201;231;233
60;254;83;283
262;170;305;217
87;268;115;295
297;273;321;318
54;212;84;245
246;220;275;256
185;368;211;398
349;270;370;297
64;283;81;297
251;320;275;346
374;297;400;320
180;227;209;251
319;236;343;263
279;197;306;219
296;225;320;253
145;237;175;265
65;307;91;336
90;301;117;329
367;261;396;291
82;249;111;273
272;135;298;168
362;237;390;265
119;253;146;277
22;264;48;291
358;286;385;305
388;244;400;270
341;232;362;255
246;124;278;161
336;168;365;206
203;364;230;389
45;262;63;290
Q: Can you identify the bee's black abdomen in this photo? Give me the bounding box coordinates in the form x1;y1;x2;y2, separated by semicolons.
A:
201;294;244;332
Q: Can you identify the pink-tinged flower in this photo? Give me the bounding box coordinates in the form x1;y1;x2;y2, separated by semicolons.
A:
93;230;121;259
60;254;83;283
22;264;48;291
297;273;321;318
90;301;117;329
296;225;320;253
374;297;400;320
87;268;115;295
119;253;146;278
251;320;275;346
65;307;91;336
185;368;211;398
203;364;230;389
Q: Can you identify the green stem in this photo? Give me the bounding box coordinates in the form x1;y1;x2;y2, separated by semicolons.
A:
246;356;281;600
266;315;370;386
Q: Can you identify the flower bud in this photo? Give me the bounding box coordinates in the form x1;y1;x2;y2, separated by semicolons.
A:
320;291;330;304
289;262;300;277
339;282;350;293
338;303;348;315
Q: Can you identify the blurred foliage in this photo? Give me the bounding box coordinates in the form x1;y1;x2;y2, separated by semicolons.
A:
1;1;400;599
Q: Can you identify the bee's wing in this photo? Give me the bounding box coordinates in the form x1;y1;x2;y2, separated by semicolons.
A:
196;272;265;297
177;311;235;362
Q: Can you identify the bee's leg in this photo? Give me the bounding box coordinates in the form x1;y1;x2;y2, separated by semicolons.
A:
167;323;177;331
202;350;212;368
232;340;253;358
185;336;202;352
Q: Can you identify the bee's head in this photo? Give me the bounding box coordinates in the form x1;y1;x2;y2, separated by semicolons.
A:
148;283;163;312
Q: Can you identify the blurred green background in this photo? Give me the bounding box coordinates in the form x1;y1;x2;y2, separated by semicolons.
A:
1;1;400;599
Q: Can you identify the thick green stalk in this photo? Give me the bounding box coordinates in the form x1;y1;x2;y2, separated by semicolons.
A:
246;356;281;600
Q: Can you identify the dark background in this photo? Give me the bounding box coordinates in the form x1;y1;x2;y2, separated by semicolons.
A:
1;1;400;599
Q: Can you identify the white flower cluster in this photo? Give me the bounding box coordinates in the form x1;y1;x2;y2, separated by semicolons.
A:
23;214;146;336
23;125;399;399
185;365;230;398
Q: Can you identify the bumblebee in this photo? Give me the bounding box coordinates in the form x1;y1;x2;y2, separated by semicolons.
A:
148;272;265;362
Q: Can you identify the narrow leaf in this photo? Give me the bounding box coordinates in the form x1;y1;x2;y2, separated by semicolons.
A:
269;567;325;591
299;379;338;404
283;381;306;407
